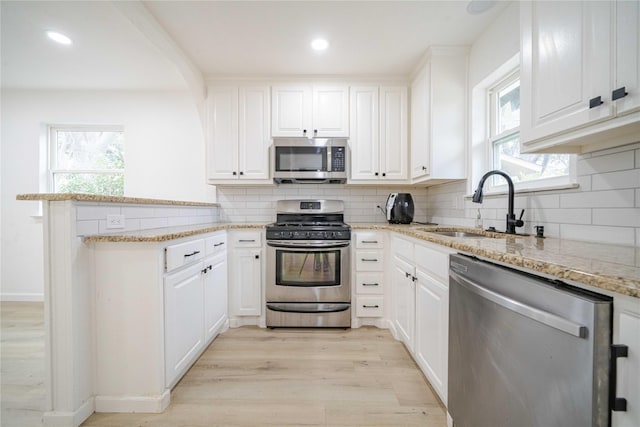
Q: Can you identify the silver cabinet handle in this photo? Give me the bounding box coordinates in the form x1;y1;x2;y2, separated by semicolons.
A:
213;242;225;247
238;239;256;242
362;304;379;308
450;270;587;338
362;283;379;286
361;258;378;262
361;240;378;244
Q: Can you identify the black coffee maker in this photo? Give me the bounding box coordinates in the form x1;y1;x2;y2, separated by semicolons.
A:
385;193;414;224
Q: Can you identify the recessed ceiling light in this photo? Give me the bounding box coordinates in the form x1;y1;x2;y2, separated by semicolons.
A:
46;30;73;45
311;38;329;51
466;0;497;15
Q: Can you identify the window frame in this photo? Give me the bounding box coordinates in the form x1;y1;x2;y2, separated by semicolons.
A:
48;124;125;194
485;70;575;193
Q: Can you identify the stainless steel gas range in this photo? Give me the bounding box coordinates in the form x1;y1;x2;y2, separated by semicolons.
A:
265;200;351;328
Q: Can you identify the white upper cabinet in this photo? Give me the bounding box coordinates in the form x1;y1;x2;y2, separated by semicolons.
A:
350;86;408;181
271;85;349;137
410;47;467;183
520;0;640;153
206;85;271;182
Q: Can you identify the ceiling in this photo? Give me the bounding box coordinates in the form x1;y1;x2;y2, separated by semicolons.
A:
1;1;510;90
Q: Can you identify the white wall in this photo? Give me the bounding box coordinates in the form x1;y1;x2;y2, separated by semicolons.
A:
1;89;213;300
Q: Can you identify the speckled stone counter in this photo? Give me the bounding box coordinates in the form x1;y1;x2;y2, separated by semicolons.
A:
352;223;640;299
83;223;266;243
16;193;217;207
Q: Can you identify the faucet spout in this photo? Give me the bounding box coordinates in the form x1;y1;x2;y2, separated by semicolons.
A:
472;170;523;234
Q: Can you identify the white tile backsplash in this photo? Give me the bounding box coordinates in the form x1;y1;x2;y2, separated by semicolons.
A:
426;143;640;246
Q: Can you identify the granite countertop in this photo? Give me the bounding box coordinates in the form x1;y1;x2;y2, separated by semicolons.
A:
352;223;640;299
83;223;266;243
83;221;639;299
16;193;217;207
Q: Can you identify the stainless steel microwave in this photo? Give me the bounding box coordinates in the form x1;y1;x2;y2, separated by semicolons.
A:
272;138;348;184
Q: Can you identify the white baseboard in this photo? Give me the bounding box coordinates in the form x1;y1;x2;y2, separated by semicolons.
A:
0;293;45;302
43;397;94;427
94;389;170;413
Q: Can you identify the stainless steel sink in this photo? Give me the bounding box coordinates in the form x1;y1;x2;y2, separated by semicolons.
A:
430;230;488;238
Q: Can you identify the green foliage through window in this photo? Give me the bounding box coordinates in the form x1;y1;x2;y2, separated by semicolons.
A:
50;128;125;196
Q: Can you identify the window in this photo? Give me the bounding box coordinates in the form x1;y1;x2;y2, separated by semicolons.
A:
49;125;124;196
488;72;572;189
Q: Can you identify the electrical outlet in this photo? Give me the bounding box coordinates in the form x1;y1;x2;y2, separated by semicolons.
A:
106;214;125;229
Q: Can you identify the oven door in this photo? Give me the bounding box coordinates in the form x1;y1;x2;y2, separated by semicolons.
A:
266;240;350;303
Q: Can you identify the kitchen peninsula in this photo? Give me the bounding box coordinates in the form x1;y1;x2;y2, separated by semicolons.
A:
18;193;640;427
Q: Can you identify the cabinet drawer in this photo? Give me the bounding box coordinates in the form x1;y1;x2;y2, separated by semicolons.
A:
356;232;385;249
415;244;450;282
355;272;384;294
356;250;384;271
356;296;384;317
205;232;227;255
165;239;205;272
231;230;262;247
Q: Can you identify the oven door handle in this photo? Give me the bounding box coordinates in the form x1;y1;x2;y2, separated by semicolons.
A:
267;240;351;249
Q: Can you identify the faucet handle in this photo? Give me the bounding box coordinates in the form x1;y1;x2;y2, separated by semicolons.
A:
516;209;525;227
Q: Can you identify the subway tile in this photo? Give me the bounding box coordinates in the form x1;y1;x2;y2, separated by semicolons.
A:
577;151;634;176
168;217;190;227
636;148;640;168
522;193;560;210
533;208;591;225
592;208;640;227
560;224;636;246
140;218;169;230
560;189;635;208
121;206;155;219
76;205;121;220
592;169;640;191
576;175;592;192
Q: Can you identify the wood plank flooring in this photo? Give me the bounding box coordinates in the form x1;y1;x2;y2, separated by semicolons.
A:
1;303;447;426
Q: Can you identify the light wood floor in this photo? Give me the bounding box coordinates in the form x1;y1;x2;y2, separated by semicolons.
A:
1;303;447;426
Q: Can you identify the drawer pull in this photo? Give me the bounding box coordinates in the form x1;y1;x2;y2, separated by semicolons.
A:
589;96;603;108
362;283;379;286
213;242;225;247
239;239;256;243
361;240;378;244
184;250;200;258
361;258;378;262
362;304;379;308
612;86;628;101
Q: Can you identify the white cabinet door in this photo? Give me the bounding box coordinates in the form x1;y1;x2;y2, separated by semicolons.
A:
238;86;271;180
410;65;430;179
520;1;613;145
313;86;349;137
612;296;640;427
203;252;228;343
206;87;239;180
392;256;415;351
415;268;449;405
614;0;640;117
349;86;380;180
271;85;312;137
164;262;205;387
230;248;262;316
380;86;408;180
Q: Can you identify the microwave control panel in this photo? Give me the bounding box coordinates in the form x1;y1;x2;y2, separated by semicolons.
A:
331;146;346;172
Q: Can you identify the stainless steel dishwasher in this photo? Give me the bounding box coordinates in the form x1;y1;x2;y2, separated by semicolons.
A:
448;253;613;427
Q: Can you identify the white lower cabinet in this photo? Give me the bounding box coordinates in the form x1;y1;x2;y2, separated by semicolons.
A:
164;262;205;387
228;230;263;323
612;294;640;427
93;231;229;412
353;231;386;326
390;233;453;405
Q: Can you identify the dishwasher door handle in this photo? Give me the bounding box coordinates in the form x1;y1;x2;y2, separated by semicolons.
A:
450;270;587;338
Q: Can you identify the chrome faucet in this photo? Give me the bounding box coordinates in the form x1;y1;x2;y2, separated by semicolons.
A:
472;170;524;234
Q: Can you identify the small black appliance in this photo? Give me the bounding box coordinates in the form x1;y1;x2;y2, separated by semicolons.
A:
386;193;414;224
